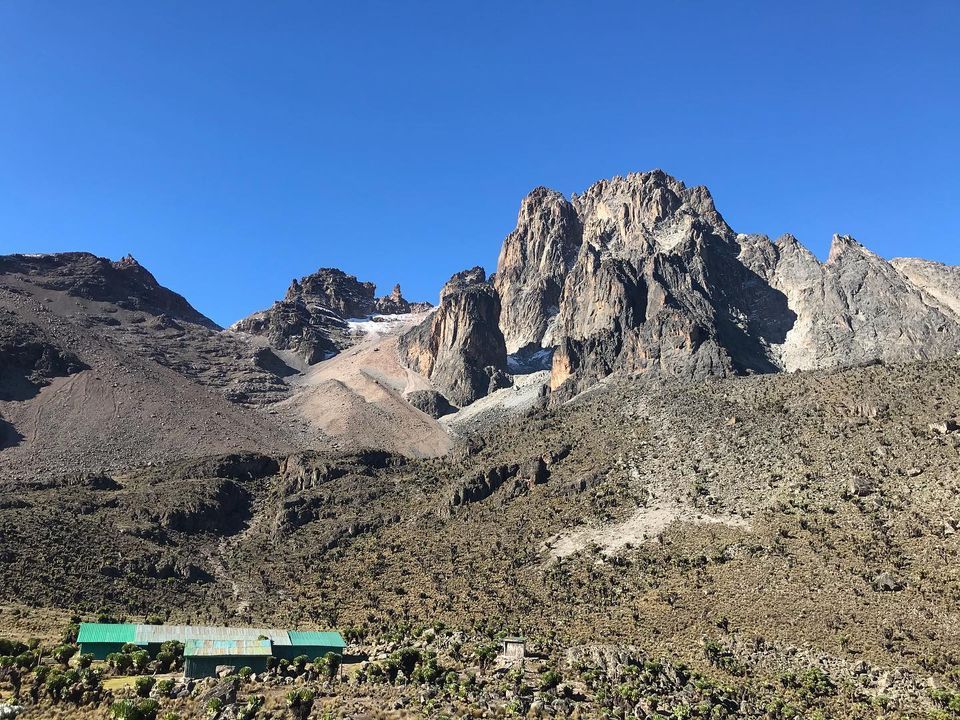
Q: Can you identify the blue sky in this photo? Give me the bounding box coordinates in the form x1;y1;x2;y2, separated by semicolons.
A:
1;1;957;326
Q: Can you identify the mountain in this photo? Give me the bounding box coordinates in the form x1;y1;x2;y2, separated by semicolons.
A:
481;170;960;399
232;268;430;365
0;252;299;477
5;173;960;718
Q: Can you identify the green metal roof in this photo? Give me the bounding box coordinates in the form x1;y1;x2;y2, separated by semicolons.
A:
77;623;138;645
287;630;346;648
184;639;272;657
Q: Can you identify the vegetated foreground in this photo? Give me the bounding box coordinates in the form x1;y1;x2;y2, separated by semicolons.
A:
3;357;960;718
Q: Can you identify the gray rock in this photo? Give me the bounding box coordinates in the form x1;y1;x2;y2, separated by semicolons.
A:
399;268;508;406
405;389;457;418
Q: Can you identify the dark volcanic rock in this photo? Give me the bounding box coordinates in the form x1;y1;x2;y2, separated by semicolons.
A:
405;389;457;418
0;313;86;400
233;269;426;365
398;268;509;406
0;253;219;329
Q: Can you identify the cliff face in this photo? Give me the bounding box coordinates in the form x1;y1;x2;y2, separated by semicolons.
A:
398;267;509;406
486;170;960;399
493;187;582;354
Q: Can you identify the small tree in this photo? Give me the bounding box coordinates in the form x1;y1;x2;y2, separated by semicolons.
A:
134;676;156;698
291;654;309;674
53;644;78;666
76;653;94;669
286;688;315;720
130;650;150;673
111;700;140;720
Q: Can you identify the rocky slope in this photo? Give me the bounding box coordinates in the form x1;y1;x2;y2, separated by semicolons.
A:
0;253;300;476
232;268;428;365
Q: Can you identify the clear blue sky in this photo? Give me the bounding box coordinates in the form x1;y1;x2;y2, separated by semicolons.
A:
1;1;957;326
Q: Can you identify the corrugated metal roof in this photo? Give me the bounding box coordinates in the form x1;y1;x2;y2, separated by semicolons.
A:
134;624;291;646
288;631;346;648
184;639;272;657
77;623;138;644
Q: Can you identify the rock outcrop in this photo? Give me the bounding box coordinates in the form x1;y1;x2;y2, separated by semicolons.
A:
494;188;582;353
233;268;427;365
398;268;509;406
488;170;960;399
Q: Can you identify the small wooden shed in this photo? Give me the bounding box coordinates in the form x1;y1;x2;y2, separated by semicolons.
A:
501;636;526;659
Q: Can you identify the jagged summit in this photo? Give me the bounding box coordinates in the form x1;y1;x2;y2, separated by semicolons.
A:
232;265;431;365
403;169;960;402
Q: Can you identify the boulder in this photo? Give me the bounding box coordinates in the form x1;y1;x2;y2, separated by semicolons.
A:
405;389;457;418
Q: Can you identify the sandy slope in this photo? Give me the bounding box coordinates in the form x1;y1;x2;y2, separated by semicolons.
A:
276;313;455;457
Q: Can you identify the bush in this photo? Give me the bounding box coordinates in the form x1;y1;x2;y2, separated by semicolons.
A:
76;653;94;669
110;699;159;720
292;654;309;673
108;652;134;673
14;651;36;670
45;670;71;701
541;669;562;690
53;644;78;665
411;653;443;684
0;638;28;656
237;694;265;720
130;650;150;672
111;700;140;720
314;652;342;682
237;665;253;679
475;642;498;669
138;699;160;720
206;697;224;717
286;688;315;720
135;676;156;698
153;678;175;698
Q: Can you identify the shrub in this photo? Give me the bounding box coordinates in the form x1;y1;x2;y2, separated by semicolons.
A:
53;644;78;665
237;694;265;720
153;678;175;698
45;670;71;701
76;653;94;669
541;669;562;690
292;654;310;673
135;676;156;698
14;651;36;670
392;647;422;677
111;700;141;720
237;665;253;679
314;652;342;682
411;653;443;684
206;697;224;717
108;652;134;673
0;639;28;656
286;688;315;720
138;698;160;720
130;650;150;672
475;642;498;669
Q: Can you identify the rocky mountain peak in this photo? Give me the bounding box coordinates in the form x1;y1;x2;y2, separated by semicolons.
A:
233;266;427;365
826;233;873;265
399;267;509;406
